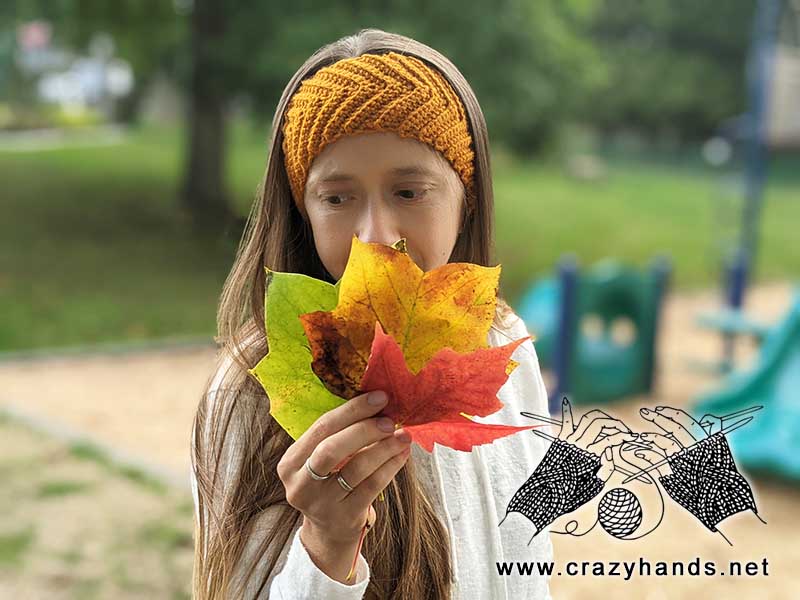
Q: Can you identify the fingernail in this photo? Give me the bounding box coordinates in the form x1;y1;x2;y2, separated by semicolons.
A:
368;391;388;406
629;432;640;437
640;408;651;415
377;417;395;432
655;406;664;411
641;432;650;438
395;428;412;443
562;396;568;406
635;452;645;459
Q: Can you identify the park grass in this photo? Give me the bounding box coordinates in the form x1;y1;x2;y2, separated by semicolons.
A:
2;120;798;352
68;441;169;496
0;526;35;567
36;479;95;499
493;148;800;300
0;417;193;598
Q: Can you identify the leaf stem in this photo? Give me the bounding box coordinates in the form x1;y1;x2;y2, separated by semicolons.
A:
345;515;371;582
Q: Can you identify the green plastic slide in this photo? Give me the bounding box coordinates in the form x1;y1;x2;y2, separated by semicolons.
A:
692;289;800;481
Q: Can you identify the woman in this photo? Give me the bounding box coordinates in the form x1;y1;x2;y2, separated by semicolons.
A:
190;27;559;599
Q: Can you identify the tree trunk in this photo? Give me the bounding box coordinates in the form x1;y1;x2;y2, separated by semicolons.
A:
180;0;235;231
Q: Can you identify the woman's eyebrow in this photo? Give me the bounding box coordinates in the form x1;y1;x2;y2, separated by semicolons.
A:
310;165;439;186
311;172;353;184
388;166;440;178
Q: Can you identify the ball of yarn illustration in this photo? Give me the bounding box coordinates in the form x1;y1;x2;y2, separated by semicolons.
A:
597;487;643;538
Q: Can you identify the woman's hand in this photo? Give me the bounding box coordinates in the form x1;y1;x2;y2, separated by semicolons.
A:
276;389;411;580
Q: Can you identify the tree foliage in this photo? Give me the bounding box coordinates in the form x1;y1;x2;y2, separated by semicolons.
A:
584;0;755;141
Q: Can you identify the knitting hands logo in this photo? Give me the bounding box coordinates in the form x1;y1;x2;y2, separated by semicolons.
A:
499;398;767;545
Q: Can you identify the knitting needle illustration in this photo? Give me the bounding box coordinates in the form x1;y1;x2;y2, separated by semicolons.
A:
520;411;652;451
520;411;653;485
652;405;762;444
619;416;755;484
697;405;763;432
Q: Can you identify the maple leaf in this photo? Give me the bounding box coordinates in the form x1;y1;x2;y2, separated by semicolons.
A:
359;321;540;452
248;239;406;440
300;235;501;399
249;238;539;451
247;270;345;440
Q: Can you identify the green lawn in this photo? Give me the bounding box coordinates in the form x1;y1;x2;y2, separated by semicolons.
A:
493;148;800;301
2;121;798;352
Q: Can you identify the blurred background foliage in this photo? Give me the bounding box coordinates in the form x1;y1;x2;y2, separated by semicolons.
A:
2;0;799;351
8;0;756;148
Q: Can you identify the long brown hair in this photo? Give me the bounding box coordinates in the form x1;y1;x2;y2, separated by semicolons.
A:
191;27;517;599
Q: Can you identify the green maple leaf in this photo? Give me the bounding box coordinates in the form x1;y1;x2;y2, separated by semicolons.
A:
247;270;344;440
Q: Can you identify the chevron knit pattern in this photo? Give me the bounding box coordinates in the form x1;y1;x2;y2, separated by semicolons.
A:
281;51;475;211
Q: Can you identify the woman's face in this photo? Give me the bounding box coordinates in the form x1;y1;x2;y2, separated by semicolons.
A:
303;131;465;281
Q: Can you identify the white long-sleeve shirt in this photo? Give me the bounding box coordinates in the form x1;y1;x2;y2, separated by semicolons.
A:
190;312;554;599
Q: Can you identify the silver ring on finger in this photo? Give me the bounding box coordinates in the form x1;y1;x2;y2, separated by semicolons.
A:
337;471;355;493
305;456;334;481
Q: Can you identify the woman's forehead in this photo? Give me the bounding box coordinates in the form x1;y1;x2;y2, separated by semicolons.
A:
306;131;452;184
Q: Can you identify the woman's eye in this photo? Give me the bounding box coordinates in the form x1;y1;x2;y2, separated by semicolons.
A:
396;189;425;200
323;195;345;205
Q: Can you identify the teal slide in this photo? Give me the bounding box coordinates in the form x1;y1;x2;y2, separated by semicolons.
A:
692;289;800;481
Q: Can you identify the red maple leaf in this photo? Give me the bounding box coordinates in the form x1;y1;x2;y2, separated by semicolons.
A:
359;321;541;452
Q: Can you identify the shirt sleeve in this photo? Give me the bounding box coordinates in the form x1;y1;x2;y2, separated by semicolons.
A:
269;524;370;599
190;354;372;599
516;313;550;416
503;312;557;595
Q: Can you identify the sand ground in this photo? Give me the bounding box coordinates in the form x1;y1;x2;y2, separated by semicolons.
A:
0;417;194;599
1;281;798;598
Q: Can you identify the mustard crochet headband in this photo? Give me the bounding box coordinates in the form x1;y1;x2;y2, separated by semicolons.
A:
281;51;476;216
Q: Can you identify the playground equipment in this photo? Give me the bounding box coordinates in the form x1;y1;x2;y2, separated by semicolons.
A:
693;253;773;374
519;255;672;414
698;0;800;373
517;277;559;370
692;290;800;481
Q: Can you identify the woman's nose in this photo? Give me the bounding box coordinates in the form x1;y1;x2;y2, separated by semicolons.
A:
356;205;402;248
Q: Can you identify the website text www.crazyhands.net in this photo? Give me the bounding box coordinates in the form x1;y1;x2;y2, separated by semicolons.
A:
495;557;769;580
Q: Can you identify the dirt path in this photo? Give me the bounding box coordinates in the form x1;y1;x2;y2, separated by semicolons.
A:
1;281;797;597
0;416;193;599
546;281;800;599
0;343;218;486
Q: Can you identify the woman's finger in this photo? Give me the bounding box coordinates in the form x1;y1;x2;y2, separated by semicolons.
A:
653;406;706;439
283;390;389;472
307;415;401;478
558;396;575;440
639;408;695;446
343;444;412;511
330;429;413;501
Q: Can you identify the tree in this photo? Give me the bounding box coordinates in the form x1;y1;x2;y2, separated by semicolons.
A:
180;0;233;229
22;0;604;224
584;0;755;141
